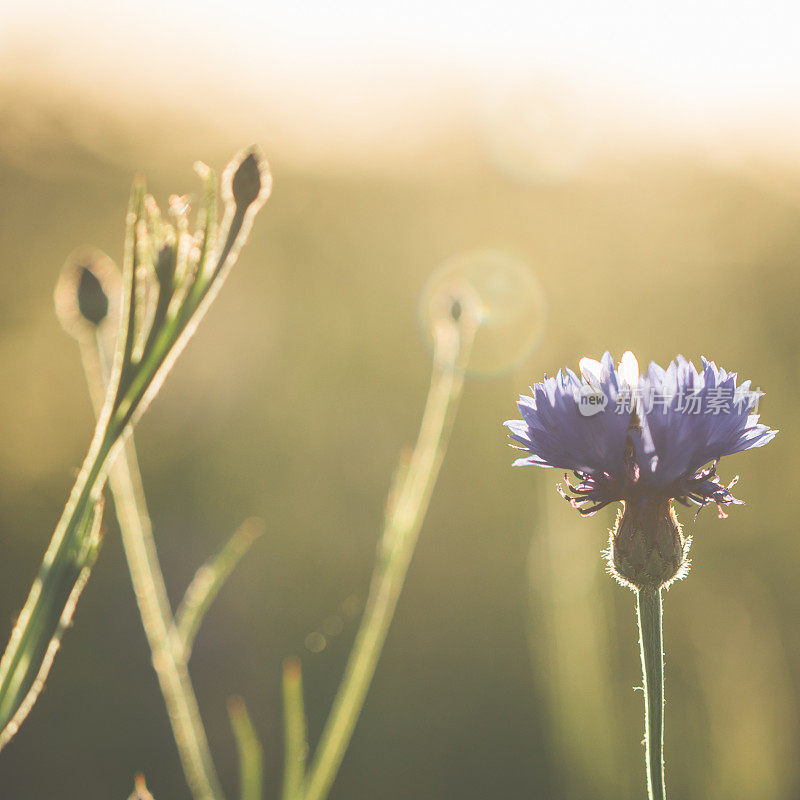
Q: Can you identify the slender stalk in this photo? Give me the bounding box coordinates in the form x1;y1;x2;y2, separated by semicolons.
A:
0;408;113;745
228;696;264;800
177;518;263;660
302;311;476;800
281;658;308;800
637;587;666;800
0;151;268;753
82;332;225;800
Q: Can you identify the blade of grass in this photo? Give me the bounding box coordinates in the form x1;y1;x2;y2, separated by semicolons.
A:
281;658;309;800
228;696;264;800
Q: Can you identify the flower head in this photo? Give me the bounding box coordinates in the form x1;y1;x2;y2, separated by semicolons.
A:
506;351;775;517
505;352;776;589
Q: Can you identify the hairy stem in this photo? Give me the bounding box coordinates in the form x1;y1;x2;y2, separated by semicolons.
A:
637;586;666;800
302;313;475;800
83;333;225;800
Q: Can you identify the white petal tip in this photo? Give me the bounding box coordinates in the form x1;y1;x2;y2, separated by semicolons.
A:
618;350;640;389
579;356;604;386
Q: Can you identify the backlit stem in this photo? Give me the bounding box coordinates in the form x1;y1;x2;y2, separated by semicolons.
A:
302;310;476;800
637;586;666;800
82;332;225;800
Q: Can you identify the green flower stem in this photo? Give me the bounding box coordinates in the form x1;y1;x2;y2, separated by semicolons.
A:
302;312;476;800
83;332;225;800
637;586;666;800
0;150;268;754
0;406;112;745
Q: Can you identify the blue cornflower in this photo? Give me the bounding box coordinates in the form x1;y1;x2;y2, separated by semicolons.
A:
506;351;775;516
505;352;776;589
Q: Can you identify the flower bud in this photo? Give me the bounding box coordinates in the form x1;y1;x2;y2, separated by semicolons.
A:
54;247;120;341
608;498;691;590
76;266;109;325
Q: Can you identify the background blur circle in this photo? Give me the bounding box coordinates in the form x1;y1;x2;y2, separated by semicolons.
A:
419;249;547;377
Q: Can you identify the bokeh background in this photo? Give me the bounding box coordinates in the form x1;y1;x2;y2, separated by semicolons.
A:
1;2;799;798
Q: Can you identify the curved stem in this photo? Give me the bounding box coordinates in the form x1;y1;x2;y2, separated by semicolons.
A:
301;315;475;800
176;519;263;661
84;333;225;800
637;587;666;800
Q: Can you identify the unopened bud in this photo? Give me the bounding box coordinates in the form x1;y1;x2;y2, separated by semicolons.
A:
77;267;108;325
231;151;264;210
608;498;691;590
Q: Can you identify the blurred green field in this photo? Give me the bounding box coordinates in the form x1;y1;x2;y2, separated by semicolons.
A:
0;85;798;800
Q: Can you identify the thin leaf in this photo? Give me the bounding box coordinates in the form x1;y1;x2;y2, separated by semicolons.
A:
176;518;264;659
228;696;264;800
